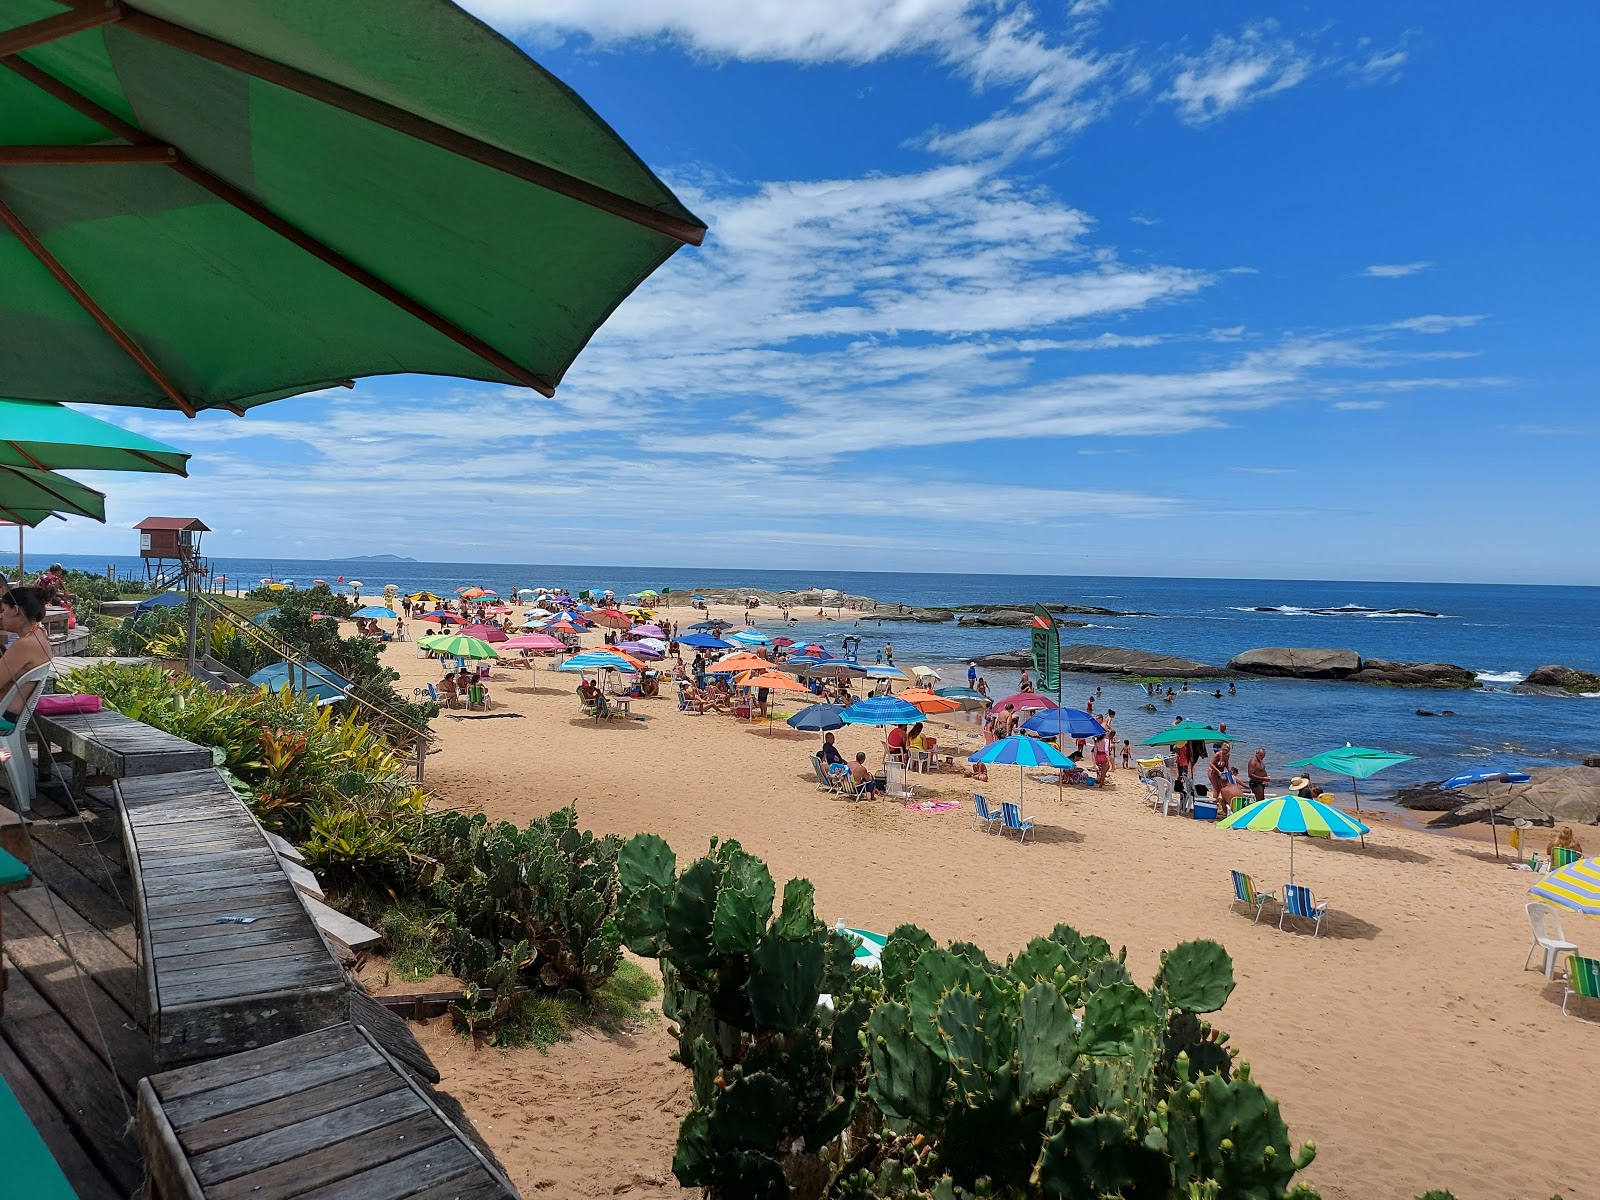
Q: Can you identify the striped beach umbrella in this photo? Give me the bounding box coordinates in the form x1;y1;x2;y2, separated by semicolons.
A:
843;927;886;969
840;697;925;726
417;634;498;659
560;650;639;675
1219;794;1371;885
969;735;1073;810
1530;857;1600;917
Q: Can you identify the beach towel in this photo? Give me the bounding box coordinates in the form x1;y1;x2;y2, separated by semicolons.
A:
903;799;961;814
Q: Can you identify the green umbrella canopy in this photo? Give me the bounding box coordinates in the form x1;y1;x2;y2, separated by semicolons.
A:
1286;746;1416;779
0;463;105;524
0;396;188;473
1142;720;1240;746
0;0;705;416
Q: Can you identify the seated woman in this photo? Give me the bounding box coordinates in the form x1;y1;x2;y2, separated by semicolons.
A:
0;586;53;733
438;671;461;710
885;723;908;761
578;677;611;718
1548;826;1585;859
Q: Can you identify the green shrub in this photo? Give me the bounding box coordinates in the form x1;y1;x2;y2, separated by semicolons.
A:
616;833;1342;1200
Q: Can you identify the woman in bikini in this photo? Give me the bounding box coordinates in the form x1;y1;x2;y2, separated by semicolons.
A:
0;587;52;734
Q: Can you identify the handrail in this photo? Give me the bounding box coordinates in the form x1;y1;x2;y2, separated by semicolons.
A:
185;591;432;775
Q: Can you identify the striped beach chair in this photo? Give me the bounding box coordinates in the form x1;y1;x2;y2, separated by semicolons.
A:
1553;846;1582;869
1564;954;1600;1018
999;801;1034;844
1229;871;1276;923
972;793;1003;833
1279;883;1329;937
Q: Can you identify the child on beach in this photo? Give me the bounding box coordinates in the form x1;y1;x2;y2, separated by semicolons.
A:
1121;739;1131;768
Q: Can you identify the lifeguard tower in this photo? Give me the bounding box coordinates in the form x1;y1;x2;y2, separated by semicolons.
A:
135;516;210;588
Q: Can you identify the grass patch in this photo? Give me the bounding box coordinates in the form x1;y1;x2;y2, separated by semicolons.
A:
378;901;440;981
468;961;660;1052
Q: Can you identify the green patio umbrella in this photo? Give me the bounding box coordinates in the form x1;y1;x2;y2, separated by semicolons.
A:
1286;744;1416;845
0;397;189;474
1141;720;1239;747
0;0;705;416
0;464;105;525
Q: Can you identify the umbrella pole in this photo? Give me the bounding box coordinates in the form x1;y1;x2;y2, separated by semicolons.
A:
1352;777;1366;848
1289;834;1296;888
1489;804;1500;861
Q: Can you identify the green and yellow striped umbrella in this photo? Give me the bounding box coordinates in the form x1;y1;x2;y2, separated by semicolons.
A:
1219;794;1370;885
418;634;498;660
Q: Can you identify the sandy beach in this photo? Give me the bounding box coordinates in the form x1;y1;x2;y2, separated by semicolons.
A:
373;603;1599;1200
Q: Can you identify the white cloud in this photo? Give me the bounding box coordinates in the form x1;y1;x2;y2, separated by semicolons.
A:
1331;400;1387;411
1346;37;1408;84
1388;314;1483;334
1164;24;1315;125
1363;261;1431;278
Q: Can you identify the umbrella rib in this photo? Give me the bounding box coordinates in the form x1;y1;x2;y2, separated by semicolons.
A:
0;145;175;165
1;56;560;400
113;6;708;248
0;4;123;59
0;195;196;417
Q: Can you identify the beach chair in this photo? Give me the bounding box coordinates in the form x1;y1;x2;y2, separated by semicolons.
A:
1524;902;1580;980
1278;883;1329;936
1552;846;1582;869
1146;775;1176;816
999;801;1034;844
1562;954;1600;1018
0;662;52;811
811;755;843;794
840;773;874;801
1229;871;1276;923
972;793;1003;833
467;683;487;710
884;760;915;801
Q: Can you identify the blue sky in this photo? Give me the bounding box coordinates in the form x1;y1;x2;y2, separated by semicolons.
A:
63;1;1600;583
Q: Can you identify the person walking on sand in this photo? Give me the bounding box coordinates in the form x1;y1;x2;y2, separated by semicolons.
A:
884;641;894;665
968;661;978;686
1247;747;1270;805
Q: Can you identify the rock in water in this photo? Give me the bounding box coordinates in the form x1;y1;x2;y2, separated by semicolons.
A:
1516;665;1600;696
1348;659;1479;689
1228;647;1362;678
1055;644;1222;677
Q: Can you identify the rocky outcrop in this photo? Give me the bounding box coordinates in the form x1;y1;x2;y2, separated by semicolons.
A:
1228;648;1478;689
971;643;1223;676
953;602;1152;617
1516;665;1600;696
1348;659;1479;688
1228;647;1361;679
955;609;1087;628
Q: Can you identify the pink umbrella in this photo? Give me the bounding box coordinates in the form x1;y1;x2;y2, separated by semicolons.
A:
993;692;1058;712
616;641;665;660
460;623;509;643
503;634;564;651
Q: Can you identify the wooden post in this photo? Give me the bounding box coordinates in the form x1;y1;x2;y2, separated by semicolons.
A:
183;569;198;674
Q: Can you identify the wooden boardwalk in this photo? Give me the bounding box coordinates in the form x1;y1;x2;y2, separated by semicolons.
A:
34;710;213;793
0;785;150;1200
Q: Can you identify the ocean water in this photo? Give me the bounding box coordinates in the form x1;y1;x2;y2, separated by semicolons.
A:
40;555;1600;796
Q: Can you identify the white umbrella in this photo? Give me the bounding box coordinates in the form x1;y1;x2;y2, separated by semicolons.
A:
910;665;943;682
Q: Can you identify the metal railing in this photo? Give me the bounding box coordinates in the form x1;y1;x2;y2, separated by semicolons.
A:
181;581;433;780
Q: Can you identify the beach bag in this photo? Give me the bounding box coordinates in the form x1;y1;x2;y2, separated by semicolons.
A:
37;693;102;716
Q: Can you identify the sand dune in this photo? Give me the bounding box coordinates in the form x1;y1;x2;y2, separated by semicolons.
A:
384;608;1599;1200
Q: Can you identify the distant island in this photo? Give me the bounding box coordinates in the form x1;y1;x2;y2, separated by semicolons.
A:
347;553;418;562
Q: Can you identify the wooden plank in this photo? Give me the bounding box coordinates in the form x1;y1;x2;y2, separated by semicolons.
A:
158;1041;376;1121
277;855;324;898
21;841;138;958
191;1088;427;1185
285;1138;480;1200
210;1111;454;1200
150;1023;365;1101
138;1077;208;1200
0;968;143;1195
133;848;272;873
264;831;304;863
146;902;304;934
176;1062;401;1153
4;888;143;1022
0;1033;123;1200
151;918;316;958
141;865;287;896
301;892;382;951
352;991;442;1084
21;817;133;904
143;882;301;917
118;768;230;800
403;1173;517;1200
159;950;345;1005
156;935;332;973
154;985;350;1068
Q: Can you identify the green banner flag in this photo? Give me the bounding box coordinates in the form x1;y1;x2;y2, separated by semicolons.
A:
1030;604;1061;695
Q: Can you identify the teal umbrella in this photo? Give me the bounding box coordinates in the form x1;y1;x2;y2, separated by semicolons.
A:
1286;745;1416;844
1142;720;1239;747
0;464;105;525
0;397;189;474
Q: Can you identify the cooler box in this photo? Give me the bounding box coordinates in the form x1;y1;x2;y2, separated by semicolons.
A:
1192;801;1218;821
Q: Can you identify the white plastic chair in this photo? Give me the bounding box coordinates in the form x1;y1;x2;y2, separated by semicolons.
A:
1146;776;1176;816
883;760;915;800
1;661;54;812
1525;902;1580;980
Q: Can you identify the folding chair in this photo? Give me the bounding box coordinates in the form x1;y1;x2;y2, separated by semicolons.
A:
1229;871;1276;923
999;801;1034;844
1279;883;1329;936
971;793;1003;833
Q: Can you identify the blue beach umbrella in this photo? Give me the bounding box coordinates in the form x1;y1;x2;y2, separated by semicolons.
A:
134;591;187;612
350;605;399;619
249;659;351;706
1022;708;1106;740
839;697;925;726
679;633;735;650
729;629;774;646
248;607;281;627
788;703;847;732
864;665;908;680
1442;768;1532;789
560;650;638;675
969;735;1073;810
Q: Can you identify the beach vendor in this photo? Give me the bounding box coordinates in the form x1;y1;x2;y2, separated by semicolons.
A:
0;587;52;732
